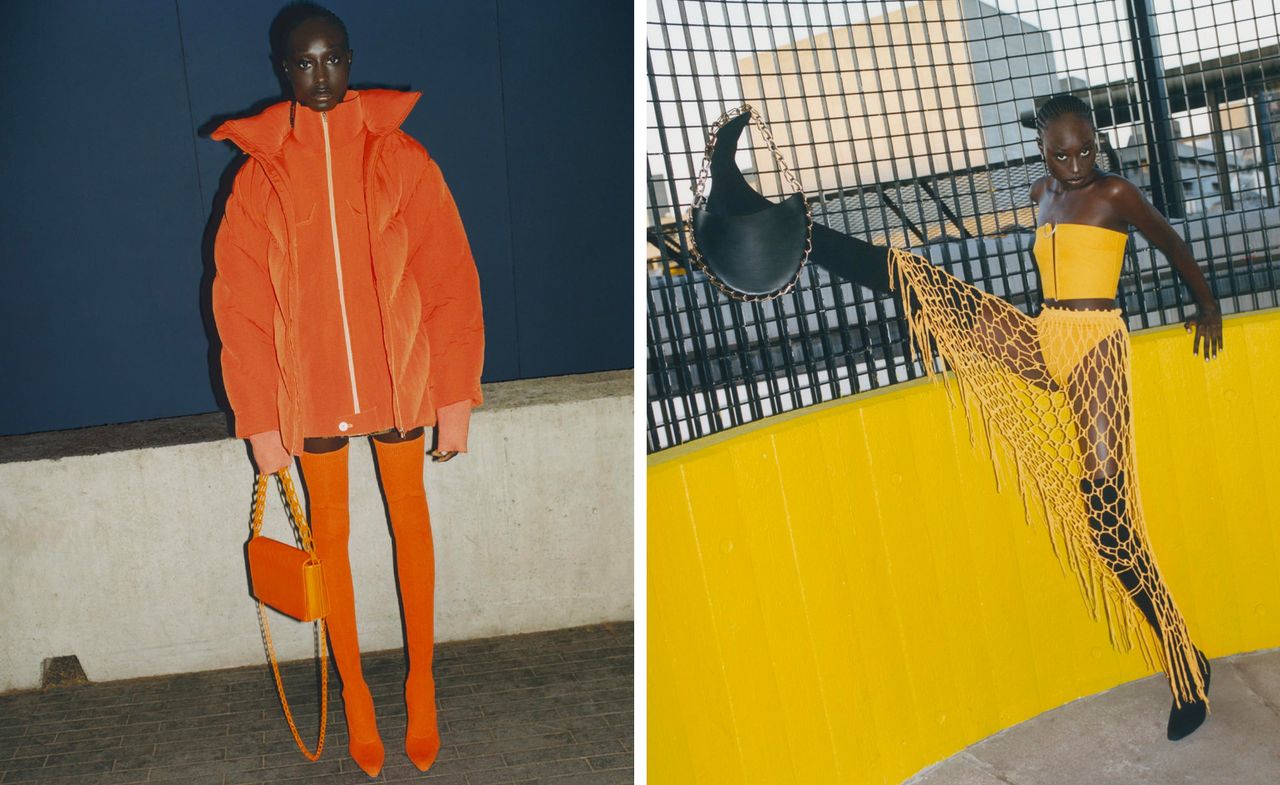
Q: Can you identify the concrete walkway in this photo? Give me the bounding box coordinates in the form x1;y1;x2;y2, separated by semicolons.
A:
906;649;1280;785
0;622;632;784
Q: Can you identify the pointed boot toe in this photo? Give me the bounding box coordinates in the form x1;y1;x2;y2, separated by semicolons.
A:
349;734;385;777
406;731;442;772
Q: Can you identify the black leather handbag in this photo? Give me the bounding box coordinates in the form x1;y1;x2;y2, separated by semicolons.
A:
687;105;812;301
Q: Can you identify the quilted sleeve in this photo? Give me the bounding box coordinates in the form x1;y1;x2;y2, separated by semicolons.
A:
212;161;281;438
402;144;485;450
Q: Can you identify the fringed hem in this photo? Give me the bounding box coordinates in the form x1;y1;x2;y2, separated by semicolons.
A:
887;247;1208;708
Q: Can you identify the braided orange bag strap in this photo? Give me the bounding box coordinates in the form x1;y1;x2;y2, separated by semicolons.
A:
251;469;328;761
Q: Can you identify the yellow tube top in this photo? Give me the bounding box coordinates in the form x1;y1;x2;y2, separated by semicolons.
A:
1032;222;1128;300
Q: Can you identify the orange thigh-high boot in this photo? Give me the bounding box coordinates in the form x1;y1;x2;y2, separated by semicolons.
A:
372;433;440;771
299;441;385;777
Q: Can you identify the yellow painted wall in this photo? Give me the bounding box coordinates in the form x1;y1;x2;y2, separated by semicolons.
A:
648;308;1280;785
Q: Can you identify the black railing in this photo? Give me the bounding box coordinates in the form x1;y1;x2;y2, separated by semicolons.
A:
647;0;1280;452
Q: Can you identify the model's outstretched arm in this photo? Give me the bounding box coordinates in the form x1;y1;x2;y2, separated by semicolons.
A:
703;112;892;294
1105;177;1222;359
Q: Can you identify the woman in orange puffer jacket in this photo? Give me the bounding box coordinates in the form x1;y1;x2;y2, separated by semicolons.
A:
210;4;482;777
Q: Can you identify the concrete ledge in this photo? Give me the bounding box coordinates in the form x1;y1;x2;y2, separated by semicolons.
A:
0;370;633;692
0;370;630;464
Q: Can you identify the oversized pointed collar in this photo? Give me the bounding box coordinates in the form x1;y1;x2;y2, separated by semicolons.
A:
211;88;421;159
289;89;365;149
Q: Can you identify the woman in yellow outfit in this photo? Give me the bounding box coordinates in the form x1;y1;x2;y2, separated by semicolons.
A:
698;95;1221;740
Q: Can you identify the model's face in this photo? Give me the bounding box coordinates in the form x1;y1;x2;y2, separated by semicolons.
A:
1038;115;1099;190
282;18;352;113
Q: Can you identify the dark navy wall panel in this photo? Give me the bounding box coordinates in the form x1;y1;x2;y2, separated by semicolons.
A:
0;0;630;437
0;2;212;435
497;0;633;377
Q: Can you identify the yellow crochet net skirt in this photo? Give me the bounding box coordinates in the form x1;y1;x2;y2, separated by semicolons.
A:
887;247;1208;708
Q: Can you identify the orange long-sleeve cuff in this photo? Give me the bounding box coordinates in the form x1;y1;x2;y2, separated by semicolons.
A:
435;400;473;453
247;429;292;473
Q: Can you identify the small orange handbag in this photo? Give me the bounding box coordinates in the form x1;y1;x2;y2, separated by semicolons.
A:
246;469;329;761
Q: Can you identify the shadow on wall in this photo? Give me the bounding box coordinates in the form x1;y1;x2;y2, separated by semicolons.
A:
194;27;302;440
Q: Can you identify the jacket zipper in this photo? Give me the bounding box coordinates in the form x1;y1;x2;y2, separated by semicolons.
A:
320;112;362;414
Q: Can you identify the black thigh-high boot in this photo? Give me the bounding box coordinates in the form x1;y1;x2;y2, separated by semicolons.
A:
1079;471;1210;740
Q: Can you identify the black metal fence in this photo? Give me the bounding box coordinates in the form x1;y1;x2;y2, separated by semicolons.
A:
647;0;1280;452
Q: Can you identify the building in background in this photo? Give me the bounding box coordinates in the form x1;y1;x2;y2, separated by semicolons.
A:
737;0;1055;195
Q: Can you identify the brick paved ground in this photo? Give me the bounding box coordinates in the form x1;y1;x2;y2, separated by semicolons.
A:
0;622;633;785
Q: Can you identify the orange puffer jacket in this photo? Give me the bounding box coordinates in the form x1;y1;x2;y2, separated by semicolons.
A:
211;89;484;456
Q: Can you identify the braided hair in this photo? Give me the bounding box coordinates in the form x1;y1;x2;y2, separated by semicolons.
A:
1035;94;1093;135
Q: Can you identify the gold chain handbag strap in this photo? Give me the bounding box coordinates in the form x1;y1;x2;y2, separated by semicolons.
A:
685;104;814;302
251;469;328;761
